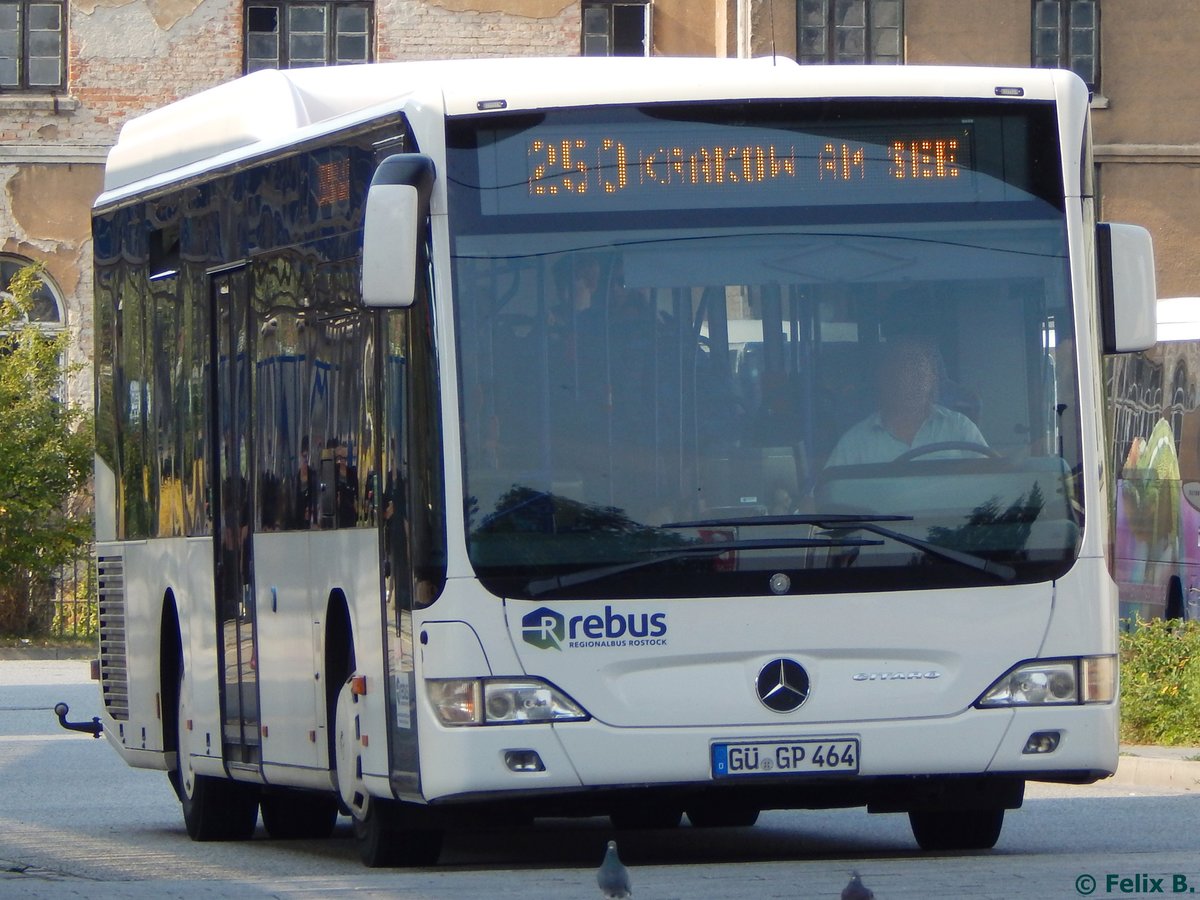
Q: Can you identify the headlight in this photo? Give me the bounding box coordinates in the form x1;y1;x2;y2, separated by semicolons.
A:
427;677;589;726
975;656;1117;708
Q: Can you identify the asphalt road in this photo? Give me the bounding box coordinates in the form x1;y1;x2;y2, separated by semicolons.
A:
3;659;1200;899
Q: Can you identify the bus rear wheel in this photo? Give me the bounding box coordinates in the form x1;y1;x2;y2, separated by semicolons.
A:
173;670;258;841
908;807;1004;851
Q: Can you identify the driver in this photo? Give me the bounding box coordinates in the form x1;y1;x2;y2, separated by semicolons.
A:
825;335;986;467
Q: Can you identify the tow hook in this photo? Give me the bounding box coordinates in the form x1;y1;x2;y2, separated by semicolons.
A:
53;702;102;738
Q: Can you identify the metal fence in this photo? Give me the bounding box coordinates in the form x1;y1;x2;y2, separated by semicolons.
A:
48;546;97;640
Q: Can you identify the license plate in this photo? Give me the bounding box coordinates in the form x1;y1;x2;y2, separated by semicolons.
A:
711;738;859;777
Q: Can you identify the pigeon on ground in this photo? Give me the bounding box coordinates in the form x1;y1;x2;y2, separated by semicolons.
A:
597;839;632;899
841;870;875;900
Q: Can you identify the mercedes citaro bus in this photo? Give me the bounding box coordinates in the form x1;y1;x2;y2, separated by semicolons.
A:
88;58;1156;865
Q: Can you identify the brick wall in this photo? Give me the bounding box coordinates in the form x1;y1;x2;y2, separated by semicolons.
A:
378;0;579;58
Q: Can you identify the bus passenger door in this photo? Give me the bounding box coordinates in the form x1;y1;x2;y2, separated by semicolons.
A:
211;267;261;768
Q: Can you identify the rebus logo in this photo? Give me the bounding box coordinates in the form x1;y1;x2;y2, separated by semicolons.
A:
522;607;566;651
521;605;669;651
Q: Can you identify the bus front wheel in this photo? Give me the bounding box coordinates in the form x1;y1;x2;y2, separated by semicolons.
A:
353;798;443;868
333;676;442;867
173;669;258;841
908;807;1004;851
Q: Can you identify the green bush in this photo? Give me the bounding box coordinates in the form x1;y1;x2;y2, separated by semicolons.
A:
1119;617;1200;745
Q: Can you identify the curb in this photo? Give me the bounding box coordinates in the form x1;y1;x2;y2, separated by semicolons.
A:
1112;755;1200;790
0;647;95;661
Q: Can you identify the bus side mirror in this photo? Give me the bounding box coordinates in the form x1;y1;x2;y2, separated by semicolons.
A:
362;154;436;308
1098;222;1156;353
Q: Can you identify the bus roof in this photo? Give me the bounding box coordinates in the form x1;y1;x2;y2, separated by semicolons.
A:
98;58;1081;204
1156;297;1200;342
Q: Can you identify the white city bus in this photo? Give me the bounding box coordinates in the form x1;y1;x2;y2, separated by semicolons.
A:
90;58;1156;866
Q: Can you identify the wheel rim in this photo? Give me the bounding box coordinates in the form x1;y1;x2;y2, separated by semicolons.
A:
176;673;196;801
334;677;369;820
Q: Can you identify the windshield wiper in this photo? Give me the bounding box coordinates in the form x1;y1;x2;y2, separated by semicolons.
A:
526;535;882;597
663;513;1016;582
828;520;1015;581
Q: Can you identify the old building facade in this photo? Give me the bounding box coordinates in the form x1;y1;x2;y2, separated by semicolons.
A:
3;0;1196;405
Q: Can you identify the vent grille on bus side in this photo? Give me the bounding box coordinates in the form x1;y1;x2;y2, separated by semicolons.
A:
96;554;130;722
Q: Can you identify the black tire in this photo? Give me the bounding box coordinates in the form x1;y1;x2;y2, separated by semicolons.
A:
330;671;443;867
686;802;760;828
173;669;259;841
1166;578;1185;620
261;789;339;840
355;798;443;868
909;808;1004;851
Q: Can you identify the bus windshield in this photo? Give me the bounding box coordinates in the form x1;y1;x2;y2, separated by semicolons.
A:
447;100;1081;600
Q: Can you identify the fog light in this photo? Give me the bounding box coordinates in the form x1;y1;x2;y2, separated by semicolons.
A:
1022;731;1061;754
504;749;545;772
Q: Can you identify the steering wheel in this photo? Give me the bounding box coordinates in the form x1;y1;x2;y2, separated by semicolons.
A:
892;441;1000;463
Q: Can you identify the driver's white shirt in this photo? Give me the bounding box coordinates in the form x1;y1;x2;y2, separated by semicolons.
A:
825;404;986;467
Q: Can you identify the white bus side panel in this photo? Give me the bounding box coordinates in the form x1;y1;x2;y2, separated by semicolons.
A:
291;529;388;784
97;537;220;773
99;530;386;788
253;531;324;775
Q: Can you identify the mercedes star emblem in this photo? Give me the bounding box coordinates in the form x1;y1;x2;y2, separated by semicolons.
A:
756;658;810;712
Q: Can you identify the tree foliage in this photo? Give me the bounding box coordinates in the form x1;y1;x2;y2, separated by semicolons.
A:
0;265;92;635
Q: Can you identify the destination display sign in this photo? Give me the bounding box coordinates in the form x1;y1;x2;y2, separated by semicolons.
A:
473;119;1010;216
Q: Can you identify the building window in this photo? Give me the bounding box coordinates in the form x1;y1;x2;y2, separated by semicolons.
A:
245;1;372;73
1033;0;1098;89
0;257;65;398
582;2;650;57
797;0;902;64
0;256;63;329
0;0;66;91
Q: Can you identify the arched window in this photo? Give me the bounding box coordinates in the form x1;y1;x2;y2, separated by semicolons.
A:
0;255;64;331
